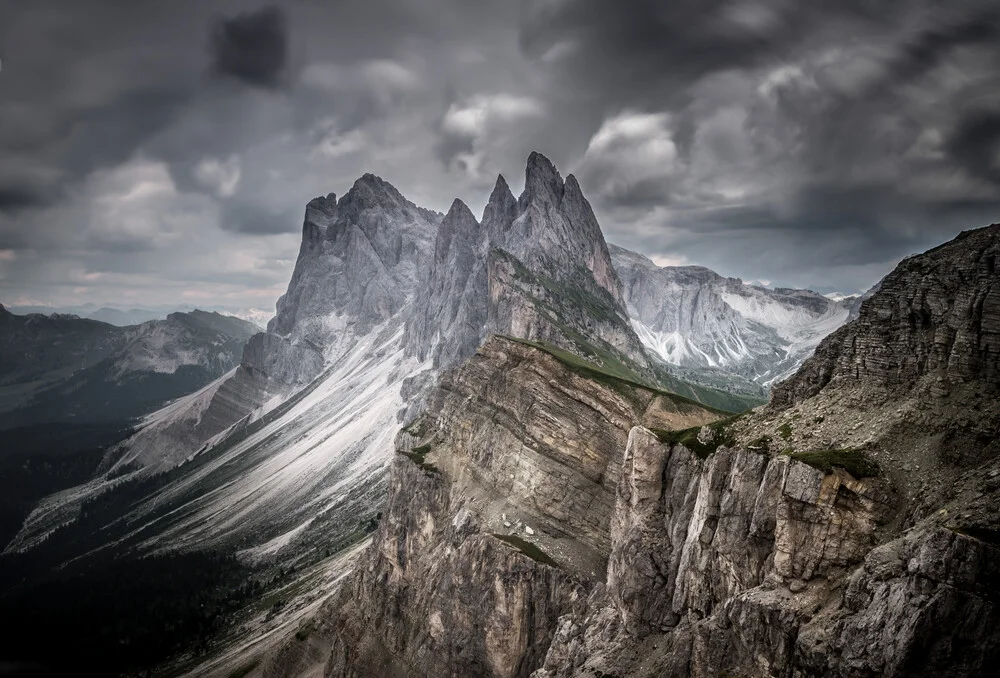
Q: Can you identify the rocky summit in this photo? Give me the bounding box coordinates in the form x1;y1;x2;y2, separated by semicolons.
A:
253;225;1000;677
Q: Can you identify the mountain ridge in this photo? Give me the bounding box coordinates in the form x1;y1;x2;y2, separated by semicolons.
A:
0;153;853;676
276;222;1000;678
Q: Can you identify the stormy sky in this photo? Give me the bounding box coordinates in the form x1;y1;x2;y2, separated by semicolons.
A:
1;0;998;309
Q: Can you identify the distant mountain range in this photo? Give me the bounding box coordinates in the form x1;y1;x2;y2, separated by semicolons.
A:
0;306;259;428
7;303;275;328
610;245;857;387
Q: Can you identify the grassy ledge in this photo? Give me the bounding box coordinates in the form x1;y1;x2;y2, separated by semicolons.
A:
492;533;560;568
502;336;737;416
649;415;742;459
785;448;879;478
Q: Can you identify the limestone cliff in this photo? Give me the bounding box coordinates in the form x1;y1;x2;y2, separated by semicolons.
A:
406;153;653;376
260;225;1000;678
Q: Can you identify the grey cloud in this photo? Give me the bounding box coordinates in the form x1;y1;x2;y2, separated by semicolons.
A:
209;5;289;87
2;0;998;308
0;186;50;214
889;8;1000;82
947;110;1000;186
529;0;1000;290
220;201;300;235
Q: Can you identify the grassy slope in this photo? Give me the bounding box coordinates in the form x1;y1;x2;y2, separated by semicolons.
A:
505;336;756;415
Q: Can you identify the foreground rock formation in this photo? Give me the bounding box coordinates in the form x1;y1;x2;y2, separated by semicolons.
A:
260;225;1000;678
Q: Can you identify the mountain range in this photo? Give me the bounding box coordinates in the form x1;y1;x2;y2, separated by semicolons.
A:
0;154;996;678
0;307;259;428
7;303;275;328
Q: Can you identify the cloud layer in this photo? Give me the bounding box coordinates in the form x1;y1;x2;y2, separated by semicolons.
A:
0;0;997;309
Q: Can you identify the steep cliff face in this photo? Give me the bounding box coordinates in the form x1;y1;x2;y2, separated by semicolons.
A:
310;336;725;678
279;225;1000;678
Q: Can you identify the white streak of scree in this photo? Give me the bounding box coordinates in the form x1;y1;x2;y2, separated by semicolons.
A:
236;518;313;563
131;325;428;552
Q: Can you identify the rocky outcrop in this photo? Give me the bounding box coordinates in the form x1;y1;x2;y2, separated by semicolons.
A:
407;154;654;376
772;224;1000;407
313;336;724;678
404;198;488;368
280;225;1000;678
272;173;440;347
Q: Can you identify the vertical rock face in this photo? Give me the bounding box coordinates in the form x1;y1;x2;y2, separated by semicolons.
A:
404;198;487;368
272;173;440;349
318;336;725;678
290;225;1000;678
772;224;1000;407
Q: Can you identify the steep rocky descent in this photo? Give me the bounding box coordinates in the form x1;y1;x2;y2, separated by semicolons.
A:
406;153;654;378
530;223;1000;678
610;244;853;387
264;224;1000;678
259;335;726;678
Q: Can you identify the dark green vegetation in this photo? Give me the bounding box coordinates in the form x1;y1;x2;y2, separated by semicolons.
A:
228;660;262;678
403;442;439;473
295;619;317;641
0;421;134;550
778;422;793;440
651;415;743;459
492;533;560;567
0;308;257;429
1;548;264;676
0;369;380;677
2;362;221;429
786;448;880;478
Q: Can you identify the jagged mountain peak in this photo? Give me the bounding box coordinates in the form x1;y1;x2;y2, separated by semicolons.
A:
445;197;477;223
483;173;517;237
520;150;565;208
307;191;337;208
342;172;408;210
434;199;480;265
335;172;442;225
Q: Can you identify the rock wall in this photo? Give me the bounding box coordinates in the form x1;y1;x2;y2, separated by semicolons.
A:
772;224;1000;407
533;427;1000;678
312;337;723;678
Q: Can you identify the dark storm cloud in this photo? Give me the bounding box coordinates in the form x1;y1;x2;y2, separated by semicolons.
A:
889;8;1000;81
0;186;50;213
2;0;998;307
520;0;1000;289
209;5;289;87
948;110;1000;186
